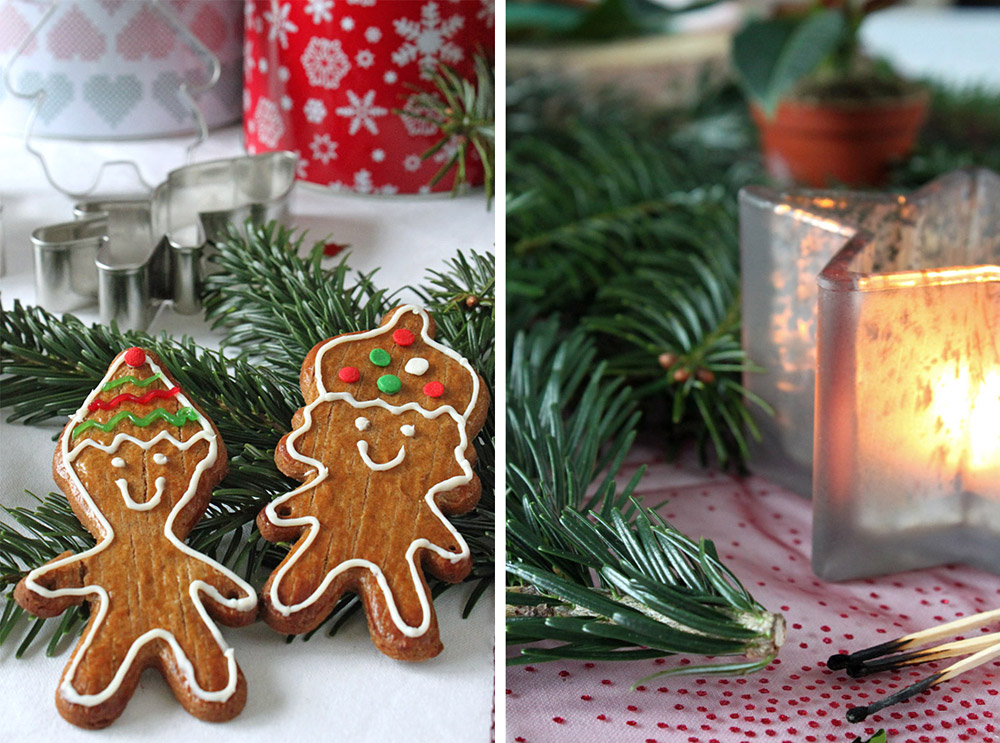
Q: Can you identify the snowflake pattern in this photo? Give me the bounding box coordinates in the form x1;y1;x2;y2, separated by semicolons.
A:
293;150;309;179
304;0;334;25
353;168;373;194
259;57;269;73
253;97;285;148
379;184;398;195
278;66;291;82
281;95;293;111
392;1;465;79
335;89;388;136
371;149;385;162
356;49;374;68
365;26;381;43
384;70;398;84
301;37;351;89
263;0;298;49
304;98;328;123
347;0;374;5
478;0;494;28
403;154;422;172
243;40;255;77
400;94;440;137
341;16;354;31
310;133;338;164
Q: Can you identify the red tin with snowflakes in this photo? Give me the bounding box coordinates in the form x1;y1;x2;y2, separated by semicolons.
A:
243;0;494;195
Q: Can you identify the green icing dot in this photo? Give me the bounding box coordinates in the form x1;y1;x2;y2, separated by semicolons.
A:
369;348;391;367
377;374;401;394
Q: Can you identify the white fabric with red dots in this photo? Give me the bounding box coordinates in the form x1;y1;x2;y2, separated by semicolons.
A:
506;445;1000;743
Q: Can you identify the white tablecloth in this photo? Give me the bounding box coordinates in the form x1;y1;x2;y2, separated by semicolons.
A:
0;126;495;741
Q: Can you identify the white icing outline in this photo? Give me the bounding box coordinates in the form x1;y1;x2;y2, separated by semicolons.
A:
114;477;165;511
404;357;429;376
400;424;415;438
357;440;406;471
23;354;256;707
265;305;481;638
354;416;370;431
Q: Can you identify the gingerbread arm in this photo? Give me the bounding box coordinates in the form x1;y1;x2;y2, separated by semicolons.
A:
14;549;94;618
181;552;258;628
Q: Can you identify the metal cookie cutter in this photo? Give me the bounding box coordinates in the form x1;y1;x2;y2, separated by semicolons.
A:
32;151;297;330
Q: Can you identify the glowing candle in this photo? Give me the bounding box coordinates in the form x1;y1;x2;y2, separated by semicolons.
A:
812;174;1000;580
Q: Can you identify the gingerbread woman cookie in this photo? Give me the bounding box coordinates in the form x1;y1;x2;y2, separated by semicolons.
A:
258;305;490;660
14;347;257;728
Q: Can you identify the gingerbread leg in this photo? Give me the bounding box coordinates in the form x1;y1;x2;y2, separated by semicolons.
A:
361;553;443;661
261;533;354;634
55;617;147;729
157;606;247;723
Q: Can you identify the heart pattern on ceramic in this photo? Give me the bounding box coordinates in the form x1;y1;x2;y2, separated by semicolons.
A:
116;5;177;61
0;3;37;54
18;71;75;124
151;70;190;122
47;4;106;61
83;73;141;127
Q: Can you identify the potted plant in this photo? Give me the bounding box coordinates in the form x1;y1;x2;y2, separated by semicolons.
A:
732;1;929;187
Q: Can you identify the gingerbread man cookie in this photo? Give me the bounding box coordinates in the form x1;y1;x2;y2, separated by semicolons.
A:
258;305;490;660
14;347;257;728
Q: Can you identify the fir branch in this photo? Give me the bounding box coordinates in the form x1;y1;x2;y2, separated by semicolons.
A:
585;207;772;467
202;221;393;387
506;322;784;673
397;54;495;205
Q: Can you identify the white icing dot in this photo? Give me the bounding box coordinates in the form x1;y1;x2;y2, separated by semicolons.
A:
400;425;415;437
355;416;370;431
153;453;167;465
111;457;126;468
404;358;429;376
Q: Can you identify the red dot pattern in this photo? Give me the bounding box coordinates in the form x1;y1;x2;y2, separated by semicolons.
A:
506;445;1000;743
424;381;444;398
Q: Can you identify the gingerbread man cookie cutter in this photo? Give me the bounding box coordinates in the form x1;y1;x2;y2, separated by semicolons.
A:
2;0;218;196
30;151;297;330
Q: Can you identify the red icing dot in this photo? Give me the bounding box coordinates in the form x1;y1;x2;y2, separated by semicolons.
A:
392;328;415;346
424;381;444;398
338;366;360;383
123;347;146;367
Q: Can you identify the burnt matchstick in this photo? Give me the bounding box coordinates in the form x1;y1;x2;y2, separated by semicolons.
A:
847;632;1000;678
845;639;1000;723
827;607;1000;671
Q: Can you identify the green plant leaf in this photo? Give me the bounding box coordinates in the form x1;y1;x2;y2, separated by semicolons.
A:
732;10;846;116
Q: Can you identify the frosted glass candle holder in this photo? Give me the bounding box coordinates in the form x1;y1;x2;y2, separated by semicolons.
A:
811;169;1000;580
740;185;913;496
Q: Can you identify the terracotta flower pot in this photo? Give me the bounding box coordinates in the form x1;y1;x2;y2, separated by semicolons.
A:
751;92;929;187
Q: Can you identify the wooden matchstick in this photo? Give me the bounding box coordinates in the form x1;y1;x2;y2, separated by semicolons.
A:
847;632;1000;678
846;639;1000;723
827;607;1000;670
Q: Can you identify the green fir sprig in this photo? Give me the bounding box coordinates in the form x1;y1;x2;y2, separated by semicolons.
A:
397;54;495;204
1;228;496;654
506;321;784;675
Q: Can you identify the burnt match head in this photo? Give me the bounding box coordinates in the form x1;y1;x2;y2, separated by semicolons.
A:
827;653;851;670
846;705;869;723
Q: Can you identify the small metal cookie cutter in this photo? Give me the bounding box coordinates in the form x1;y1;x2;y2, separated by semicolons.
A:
32;151;297;330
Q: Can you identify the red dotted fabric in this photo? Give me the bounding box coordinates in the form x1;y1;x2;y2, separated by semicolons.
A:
506;446;1000;743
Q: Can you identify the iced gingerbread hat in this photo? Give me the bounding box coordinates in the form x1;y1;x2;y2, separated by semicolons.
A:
14;347;257;728
259;305;490;660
